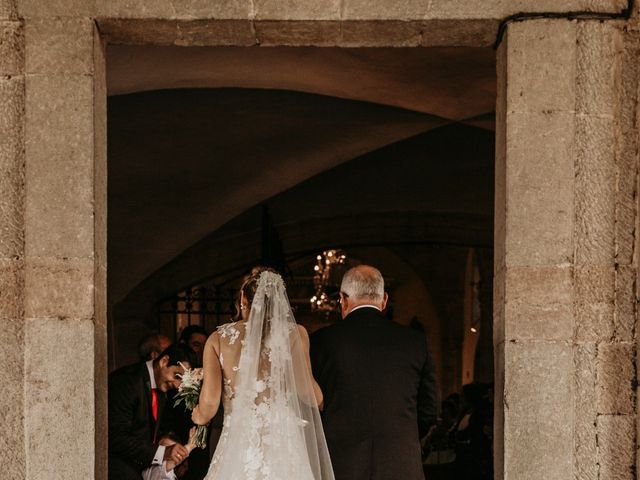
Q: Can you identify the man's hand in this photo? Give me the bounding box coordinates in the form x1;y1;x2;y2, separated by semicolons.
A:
164;443;189;466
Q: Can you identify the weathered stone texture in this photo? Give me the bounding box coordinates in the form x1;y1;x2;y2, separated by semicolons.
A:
99;19;256;46
614;32;639;265
18;0;94;18
342;0;627;20
99;19;181;45
597;342;635;414
493;341;505;480
597;414;635;480
496;26;577;478
504;20;577;114
0;12;24;480
255;20;341;46
337;20;421;47
174;19;256;46
254;0;340;20
93;25;107;330
97;0;249;19
24;257;95;320
0;0;16;19
101;18;499;48
0;314;25;479
24;318;95;480
25;18;93;75
15;0;630;21
0;80;24;469
0;257;23;319
614;265;635;340
0;76;25;259
576;22;621;117
316;19;499;48
495;17;578;273
420;19;499;47
588;0;630;9
0;21;23;75
574;266;614;341
574;115;616;265
615;196;636;264
574;343;598;480
24;74;95;259
320;0;424;20
503;341;573;479
574;22;620;268
497;18;637;480
504;111;575;267
17;16;105;480
503;266;573;341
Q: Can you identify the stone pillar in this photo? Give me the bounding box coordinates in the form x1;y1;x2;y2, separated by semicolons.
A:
495;18;636;480
14;3;107;479
0;3;26;479
573;20;636;480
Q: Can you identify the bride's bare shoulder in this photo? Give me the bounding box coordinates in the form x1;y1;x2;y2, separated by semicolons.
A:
295;324;310;344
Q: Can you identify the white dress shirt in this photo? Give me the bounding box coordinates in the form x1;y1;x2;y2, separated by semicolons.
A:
142;462;177;480
350;304;381;313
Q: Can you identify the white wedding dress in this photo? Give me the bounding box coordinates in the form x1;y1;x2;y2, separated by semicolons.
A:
203;271;334;480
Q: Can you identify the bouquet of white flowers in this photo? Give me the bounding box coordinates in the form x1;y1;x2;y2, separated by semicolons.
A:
174;361;208;448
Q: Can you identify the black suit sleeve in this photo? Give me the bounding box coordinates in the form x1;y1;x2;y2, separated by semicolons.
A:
309;330;323;379
108;373;156;469
417;337;439;437
160;391;190;443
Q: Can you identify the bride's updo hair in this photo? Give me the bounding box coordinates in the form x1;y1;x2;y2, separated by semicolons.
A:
234;266;278;320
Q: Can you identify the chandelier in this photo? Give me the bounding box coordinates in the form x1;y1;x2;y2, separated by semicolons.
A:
310;249;347;314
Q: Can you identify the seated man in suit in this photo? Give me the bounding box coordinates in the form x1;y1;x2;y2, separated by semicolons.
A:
108;343;197;480
311;265;439;480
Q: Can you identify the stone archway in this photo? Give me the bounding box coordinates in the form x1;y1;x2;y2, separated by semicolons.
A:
2;2;638;479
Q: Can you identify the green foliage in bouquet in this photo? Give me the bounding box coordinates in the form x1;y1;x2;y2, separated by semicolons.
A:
174;362;209;449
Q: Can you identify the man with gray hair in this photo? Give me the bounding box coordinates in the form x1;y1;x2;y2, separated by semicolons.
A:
138;333;172;362
311;265;438;480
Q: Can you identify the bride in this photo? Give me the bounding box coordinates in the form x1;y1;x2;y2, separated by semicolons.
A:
191;267;335;480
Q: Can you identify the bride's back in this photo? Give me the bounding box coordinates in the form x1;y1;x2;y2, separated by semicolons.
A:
195;269;334;480
212;321;247;406
213;320;311;404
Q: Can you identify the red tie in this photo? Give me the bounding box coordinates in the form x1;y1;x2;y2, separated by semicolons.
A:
151;388;159;422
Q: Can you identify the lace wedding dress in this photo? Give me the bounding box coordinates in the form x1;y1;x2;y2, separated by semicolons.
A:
203;271;334;480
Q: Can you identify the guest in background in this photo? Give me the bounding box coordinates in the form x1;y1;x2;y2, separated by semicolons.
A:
138;333;172;362
454;383;493;480
179;325;208;367
422;397;459;479
108;344;197;480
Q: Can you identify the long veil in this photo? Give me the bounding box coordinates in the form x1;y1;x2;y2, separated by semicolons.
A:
211;271;334;480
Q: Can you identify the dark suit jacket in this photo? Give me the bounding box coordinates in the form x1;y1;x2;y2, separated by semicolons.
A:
161;390;217;479
108;362;166;480
311;307;438;480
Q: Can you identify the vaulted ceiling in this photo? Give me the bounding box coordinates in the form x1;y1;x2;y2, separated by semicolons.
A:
107;46;496;306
